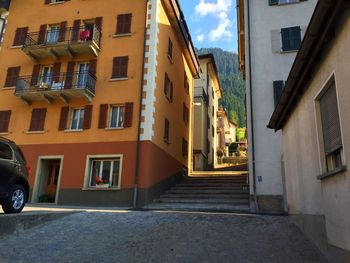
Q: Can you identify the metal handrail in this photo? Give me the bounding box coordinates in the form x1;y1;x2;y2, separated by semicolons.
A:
23;25;101;48
15;71;96;94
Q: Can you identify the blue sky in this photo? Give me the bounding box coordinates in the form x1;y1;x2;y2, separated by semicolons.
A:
179;0;238;52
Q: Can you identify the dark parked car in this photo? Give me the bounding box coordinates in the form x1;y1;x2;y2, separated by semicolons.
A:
0;137;30;214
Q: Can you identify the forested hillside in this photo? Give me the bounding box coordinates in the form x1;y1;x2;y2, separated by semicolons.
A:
196;48;246;127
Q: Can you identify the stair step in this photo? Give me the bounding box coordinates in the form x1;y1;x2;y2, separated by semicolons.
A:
166;189;249;195
174;184;249;188
155;198;249;205
173;186;249;191
186;176;247;180
144;203;251;213
160;194;249;199
183;180;247;184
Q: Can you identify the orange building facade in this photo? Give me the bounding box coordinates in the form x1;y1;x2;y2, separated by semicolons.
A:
0;0;199;207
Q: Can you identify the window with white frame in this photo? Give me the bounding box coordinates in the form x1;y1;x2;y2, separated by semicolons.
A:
269;0;301;5
88;158;121;188
70;108;84;130
47;25;60;43
317;78;344;174
109;106;124;128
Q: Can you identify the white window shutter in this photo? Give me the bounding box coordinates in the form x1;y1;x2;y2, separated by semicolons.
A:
271;29;282;53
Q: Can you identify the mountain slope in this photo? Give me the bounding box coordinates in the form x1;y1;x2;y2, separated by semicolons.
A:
196;48;246;127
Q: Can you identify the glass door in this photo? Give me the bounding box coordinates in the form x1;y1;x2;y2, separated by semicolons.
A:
47;25;60;44
77;63;89;88
41;66;53;85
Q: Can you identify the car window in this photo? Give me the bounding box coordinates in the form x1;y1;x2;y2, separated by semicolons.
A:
0;142;13;160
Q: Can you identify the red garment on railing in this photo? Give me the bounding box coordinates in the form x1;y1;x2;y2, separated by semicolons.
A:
79;30;91;41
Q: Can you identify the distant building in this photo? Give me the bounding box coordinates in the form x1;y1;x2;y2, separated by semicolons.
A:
268;1;350;261
192;54;222;171
0;0;199;207
237;0;317;212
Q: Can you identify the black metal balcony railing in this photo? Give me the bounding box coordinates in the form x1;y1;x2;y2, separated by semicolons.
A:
23;26;101;59
0;0;11;11
15;71;96;104
194;87;209;106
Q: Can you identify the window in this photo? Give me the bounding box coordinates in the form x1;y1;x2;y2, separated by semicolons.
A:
88;157;122;188
0;142;13;160
70;108;85;130
273;80;284;107
109;106;124;128
29;108;47;132
13;27;28;46
45;0;65;4
281;26;301;52
41;66;53;85
317;79;344;174
4;66;20;87
168;38;173;61
184;72;189;94
0;111;11;133
47;25;60;43
0;18;5;43
116;14;132;35
182;138;188;158
183;103;189;124
164;73;173;102
164;118;170;144
112;56;129;79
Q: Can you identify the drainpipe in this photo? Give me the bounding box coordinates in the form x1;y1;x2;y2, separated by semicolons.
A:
246;0;259;213
133;0;150;209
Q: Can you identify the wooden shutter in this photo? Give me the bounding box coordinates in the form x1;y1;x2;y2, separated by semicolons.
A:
116;14;132;34
13;27;28;46
98;104;108;129
281;26;301;52
30;65;41;86
168;38;173;59
29;108;46;131
273;80;284;107
170;81;173;102
95;17;103;31
58;107;69;131
52;62;61;83
182;138;188;158
58;21;67;42
320;83;342;154
83;105;93;130
4;67;20;87
89;59;97;76
38;24;47;45
269;0;279;5
45;0;51;4
183;103;186;122
124;103;133;128
64;61;76;89
112;57;128;79
71;19;81;42
164;73;169;94
0;111;11;133
164;118;170;141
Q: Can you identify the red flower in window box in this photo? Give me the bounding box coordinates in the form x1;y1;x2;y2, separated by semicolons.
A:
95;176;104;185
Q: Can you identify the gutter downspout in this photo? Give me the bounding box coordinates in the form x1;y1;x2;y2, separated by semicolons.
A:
133;0;150;209
246;0;259;213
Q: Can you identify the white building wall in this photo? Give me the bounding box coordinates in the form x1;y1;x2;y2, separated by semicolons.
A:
245;0;317;204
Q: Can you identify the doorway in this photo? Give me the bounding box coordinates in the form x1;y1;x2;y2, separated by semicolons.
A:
32;157;63;204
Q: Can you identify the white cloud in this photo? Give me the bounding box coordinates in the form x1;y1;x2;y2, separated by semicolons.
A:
197;34;205;42
194;0;234;42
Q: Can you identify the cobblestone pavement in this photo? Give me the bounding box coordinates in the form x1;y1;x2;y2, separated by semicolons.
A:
0;211;327;263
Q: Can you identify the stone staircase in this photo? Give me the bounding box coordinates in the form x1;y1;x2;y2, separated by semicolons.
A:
145;174;251;213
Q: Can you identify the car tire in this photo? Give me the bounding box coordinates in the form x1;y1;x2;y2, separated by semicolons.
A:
2;184;26;214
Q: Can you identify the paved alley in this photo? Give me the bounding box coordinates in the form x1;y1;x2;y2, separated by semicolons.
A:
0;211;327;263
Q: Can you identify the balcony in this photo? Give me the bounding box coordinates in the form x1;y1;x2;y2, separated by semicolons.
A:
15;71;96;104
22;26;101;60
0;0;10;12
194;87;209;106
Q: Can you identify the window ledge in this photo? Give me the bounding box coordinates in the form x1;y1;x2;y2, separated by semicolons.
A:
317;166;347;180
281;49;298;54
104;127;124;131
82;187;121;191
26;130;46;134
2;87;15;90
64;129;84;133
109;78;128;82
112;33;132;38
49;1;66;5
0;132;9;136
10;45;23;49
